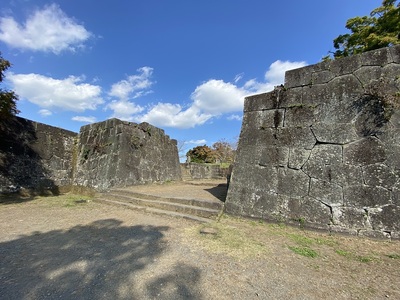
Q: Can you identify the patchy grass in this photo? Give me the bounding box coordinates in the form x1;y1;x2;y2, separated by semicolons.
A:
335;249;353;257
288;246;318;258
183;214;400;267
184;222;268;259
357;255;375;263
31;194;93;208
334;248;379;263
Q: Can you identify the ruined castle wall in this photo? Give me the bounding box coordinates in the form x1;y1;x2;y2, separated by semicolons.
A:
225;45;400;239
0;117;77;193
73;118;181;191
180;163;230;180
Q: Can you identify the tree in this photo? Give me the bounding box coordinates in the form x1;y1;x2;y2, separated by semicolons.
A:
186;145;216;163
0;53;19;119
331;0;400;59
212;139;236;164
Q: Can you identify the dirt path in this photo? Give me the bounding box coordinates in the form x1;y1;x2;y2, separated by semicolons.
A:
1;190;399;299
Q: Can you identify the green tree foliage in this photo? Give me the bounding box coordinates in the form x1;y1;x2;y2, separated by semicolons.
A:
0;53;19;119
331;0;400;59
186;140;236;164
186;145;216;163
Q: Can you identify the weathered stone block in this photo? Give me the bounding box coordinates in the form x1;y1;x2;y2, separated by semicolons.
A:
277;167;309;197
288;147;311;170
259;147;288;168
329;164;364;187
359;46;392;66
343;137;386;166
302;144;343;181
353;95;391;137
248;190;279;219
311;70;335;85
257;109;285;129
311;123;358;144
353;66;383;87
369;205;400;232
343;185;391;208
235;144;261;165
301;197;332;226
389;45;400;63
332;207;368;229
362;164;397;190
244;92;277;112
302;84;332;109
278;87;303;108
285;65;313;88
284;105;316;127
276;127;316;149
388;110;400;128
330;55;362;76
250;165;278;193
309;178;343;206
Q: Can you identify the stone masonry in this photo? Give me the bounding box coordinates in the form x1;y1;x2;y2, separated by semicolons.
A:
225;45;400;239
0;117;181;193
73;118;181;191
0;117;77;193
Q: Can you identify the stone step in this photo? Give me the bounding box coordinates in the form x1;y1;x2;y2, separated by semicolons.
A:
94;197;213;223
109;189;223;210
95;188;223;222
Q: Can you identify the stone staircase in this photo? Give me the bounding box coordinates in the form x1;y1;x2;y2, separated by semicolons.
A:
94;183;225;223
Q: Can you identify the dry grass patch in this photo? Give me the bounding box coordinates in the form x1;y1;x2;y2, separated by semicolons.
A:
183;215;400;265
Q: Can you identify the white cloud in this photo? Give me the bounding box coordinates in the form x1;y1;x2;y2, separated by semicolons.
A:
234;73;244;83
105;67;154;120
8;73;103;112
191;79;247;114
38;109;52;117
244;60;307;94
137;103;212;129
186;139;207;145
109;67;154;100
227;114;242;121
106;100;144;121
0;4;91;54
265;60;306;84
106;60;307;129
72;116;97;123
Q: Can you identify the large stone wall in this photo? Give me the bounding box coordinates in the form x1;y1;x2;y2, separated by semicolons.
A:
0;117;181;193
0;117;77;193
73;119;181;191
226;45;400;239
180;163;230;180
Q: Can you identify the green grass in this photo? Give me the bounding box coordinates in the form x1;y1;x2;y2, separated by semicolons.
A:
335;249;375;263
335;249;353;257
288;246;318;258
357;255;374;263
386;254;400;259
287;233;314;247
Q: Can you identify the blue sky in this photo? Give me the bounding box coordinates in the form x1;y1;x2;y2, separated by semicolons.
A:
0;0;380;159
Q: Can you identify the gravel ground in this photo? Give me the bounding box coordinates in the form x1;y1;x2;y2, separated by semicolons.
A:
1;185;400;300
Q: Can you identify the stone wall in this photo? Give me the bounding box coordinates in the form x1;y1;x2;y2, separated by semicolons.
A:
225;45;400;239
73;119;181;191
0;117;181;193
0;117;77;193
180;163;230;180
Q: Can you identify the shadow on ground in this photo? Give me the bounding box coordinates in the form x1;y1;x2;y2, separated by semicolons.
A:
204;184;228;202
0;219;202;299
